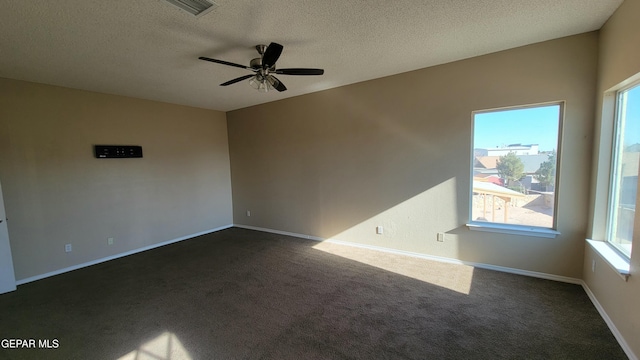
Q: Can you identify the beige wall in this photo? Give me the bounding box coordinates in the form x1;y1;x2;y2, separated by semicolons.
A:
228;32;598;278
0;78;233;280
585;0;640;357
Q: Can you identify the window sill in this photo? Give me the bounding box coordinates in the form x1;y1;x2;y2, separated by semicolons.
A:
586;239;630;281
466;222;560;238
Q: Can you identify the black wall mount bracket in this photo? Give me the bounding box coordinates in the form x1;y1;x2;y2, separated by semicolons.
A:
94;145;143;158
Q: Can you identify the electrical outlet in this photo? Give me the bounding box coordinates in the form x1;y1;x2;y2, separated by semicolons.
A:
65;244;72;253
376;226;384;235
246;210;251;217
108;237;114;245
437;233;445;242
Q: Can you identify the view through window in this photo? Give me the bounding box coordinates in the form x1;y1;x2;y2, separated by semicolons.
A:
471;104;561;229
607;83;640;258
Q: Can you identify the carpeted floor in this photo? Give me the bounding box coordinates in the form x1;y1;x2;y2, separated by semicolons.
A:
0;228;627;359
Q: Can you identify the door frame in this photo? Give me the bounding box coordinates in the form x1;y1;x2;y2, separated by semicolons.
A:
0;180;17;294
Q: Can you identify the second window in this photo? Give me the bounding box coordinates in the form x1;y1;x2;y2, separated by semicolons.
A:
471;103;563;229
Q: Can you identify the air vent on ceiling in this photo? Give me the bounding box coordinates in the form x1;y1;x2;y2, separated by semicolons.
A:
162;0;219;17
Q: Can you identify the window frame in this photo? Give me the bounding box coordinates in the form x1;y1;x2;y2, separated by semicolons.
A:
605;81;640;259
467;101;564;238
586;75;640;281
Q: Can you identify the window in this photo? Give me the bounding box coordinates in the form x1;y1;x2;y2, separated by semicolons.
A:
607;83;640;258
470;103;562;233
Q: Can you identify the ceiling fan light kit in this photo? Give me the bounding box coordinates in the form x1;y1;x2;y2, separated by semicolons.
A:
199;42;324;93
249;74;270;93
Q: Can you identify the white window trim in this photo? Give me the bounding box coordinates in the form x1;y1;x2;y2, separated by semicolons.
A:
586;239;630;281
588;75;640;280
467;222;560;238
469;101;564;236
605;82;638;259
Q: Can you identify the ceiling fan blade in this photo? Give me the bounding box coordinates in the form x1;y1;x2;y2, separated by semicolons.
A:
262;42;283;69
199;57;250;70
220;74;255;86
268;75;287;92
275;68;324;76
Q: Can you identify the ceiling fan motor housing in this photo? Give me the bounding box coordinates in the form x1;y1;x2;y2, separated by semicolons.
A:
250;58;274;71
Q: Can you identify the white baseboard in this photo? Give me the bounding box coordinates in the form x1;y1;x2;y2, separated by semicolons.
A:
236;223;636;359
236;224;326;242
15;224;233;286
234;224;581;284
581;281;638;360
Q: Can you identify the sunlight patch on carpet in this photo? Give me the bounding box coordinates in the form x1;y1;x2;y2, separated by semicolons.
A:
118;331;192;360
312;241;474;295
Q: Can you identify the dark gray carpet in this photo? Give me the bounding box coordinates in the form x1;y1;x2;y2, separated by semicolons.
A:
0;228;627;359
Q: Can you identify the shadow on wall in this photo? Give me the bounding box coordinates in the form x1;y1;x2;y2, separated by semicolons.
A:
326;177;461;255
229;83;469;255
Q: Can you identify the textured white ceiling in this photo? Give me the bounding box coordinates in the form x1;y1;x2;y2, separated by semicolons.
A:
0;0;623;111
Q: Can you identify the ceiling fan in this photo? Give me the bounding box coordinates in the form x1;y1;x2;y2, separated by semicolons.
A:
198;42;324;93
